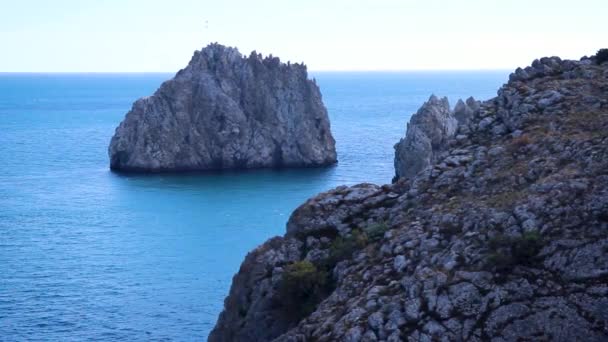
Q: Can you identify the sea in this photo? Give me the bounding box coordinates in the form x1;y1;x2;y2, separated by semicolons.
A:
0;71;509;341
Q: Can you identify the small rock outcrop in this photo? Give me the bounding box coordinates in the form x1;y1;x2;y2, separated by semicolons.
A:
210;52;608;341
393;95;479;180
108;43;336;172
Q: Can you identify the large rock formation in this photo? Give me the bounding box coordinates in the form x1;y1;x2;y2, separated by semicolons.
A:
393;95;479;180
210;53;608;341
108;43;337;172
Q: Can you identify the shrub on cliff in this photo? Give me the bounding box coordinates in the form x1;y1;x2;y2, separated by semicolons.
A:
328;229;368;264
323;224;389;268
596;49;608;64
486;231;544;271
279;224;390;319
279;261;329;318
364;222;389;242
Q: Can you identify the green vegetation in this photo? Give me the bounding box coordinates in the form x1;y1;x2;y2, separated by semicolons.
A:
328;230;367;264
512;231;543;260
486;231;544;271
279;261;329;318
596;48;608;65
279;222;390;317
327;222;389;265
364;221;389;242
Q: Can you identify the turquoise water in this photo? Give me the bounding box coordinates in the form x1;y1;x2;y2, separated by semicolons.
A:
0;71;508;340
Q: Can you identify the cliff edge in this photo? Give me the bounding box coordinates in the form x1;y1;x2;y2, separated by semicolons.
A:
210;52;608;341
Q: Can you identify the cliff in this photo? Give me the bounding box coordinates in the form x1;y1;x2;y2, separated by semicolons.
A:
394;94;481;181
108;43;337;172
210;52;608;341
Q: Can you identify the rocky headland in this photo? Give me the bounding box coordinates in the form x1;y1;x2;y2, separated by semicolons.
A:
210;52;608;341
393;95;480;180
108;43;336;172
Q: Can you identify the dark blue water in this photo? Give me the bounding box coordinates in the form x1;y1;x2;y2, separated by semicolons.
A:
0;71;508;340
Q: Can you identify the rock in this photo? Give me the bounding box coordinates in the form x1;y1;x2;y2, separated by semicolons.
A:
394;95;457;179
538;90;564;109
488;146;505;157
422;320;446;337
285;183;382;237
403;298;422;322
387;309;406;328
362;331;378;342
345;326;363;342
108;43;336;172
394;95;479;180
453;97;480;125
497;298;606;341
210;53;608;341
448;282;481;317
386;331;401;342
478;117;494;130
368;311;384;331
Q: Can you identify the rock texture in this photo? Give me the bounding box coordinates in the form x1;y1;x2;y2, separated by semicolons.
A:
108;43;336;172
210;53;608;341
394;95;479;180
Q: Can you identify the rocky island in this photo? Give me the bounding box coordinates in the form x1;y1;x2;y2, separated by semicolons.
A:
108;43;336;172
210;51;608;341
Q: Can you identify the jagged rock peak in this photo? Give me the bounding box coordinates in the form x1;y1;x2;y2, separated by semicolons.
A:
108;43;336;172
393;94;479;180
454;96;479;125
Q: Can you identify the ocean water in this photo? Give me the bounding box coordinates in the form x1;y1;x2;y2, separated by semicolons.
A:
0;71;509;340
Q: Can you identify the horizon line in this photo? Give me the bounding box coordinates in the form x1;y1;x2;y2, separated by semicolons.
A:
0;69;513;74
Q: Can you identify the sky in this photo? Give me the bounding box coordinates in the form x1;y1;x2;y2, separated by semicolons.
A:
0;0;605;72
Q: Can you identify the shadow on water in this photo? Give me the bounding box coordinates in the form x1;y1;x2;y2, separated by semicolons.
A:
108;165;340;192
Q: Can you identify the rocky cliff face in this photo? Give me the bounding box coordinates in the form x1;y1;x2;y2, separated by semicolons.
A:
108;43;337;172
393;95;479;180
210;54;608;341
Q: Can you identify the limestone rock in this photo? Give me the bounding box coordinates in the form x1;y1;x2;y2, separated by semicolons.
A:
394;95;464;180
210;53;608;341
453;96;479;125
393;95;454;180
109;43;336;172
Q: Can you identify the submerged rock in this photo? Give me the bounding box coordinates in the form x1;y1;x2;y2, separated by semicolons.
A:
108;43;337;172
210;52;608;341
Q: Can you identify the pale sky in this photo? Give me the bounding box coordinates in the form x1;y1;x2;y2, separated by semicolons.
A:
0;0;605;72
